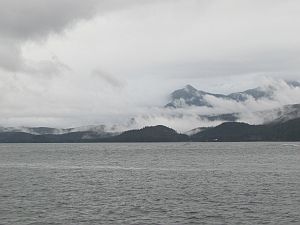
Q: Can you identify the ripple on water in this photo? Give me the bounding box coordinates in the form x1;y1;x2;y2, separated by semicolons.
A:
0;142;299;225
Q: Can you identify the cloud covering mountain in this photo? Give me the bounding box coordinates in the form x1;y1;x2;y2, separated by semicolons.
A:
124;79;300;132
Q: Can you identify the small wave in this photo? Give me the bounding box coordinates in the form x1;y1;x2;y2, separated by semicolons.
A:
282;144;300;148
0;163;212;172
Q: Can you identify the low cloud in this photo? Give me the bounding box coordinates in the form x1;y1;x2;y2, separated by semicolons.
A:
0;75;299;132
92;70;125;88
114;78;300;132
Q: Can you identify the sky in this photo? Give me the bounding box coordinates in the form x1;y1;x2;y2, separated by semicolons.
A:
0;0;300;131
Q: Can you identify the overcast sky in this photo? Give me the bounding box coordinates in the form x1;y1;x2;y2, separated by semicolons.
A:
0;0;300;129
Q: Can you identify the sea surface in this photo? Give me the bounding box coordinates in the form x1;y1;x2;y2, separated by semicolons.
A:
0;142;299;225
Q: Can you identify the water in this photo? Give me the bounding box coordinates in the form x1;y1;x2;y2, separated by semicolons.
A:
0;143;299;225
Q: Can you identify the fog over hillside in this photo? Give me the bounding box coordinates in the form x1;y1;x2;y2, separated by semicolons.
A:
120;79;300;132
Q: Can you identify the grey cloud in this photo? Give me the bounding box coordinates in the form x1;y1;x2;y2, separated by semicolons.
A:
0;0;300;129
0;38;69;75
0;0;149;40
0;0;100;72
23;57;71;77
0;38;23;71
128;49;300;82
0;0;97;40
92;70;124;88
0;0;154;73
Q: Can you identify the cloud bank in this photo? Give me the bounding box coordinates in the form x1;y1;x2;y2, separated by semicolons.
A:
119;79;300;132
0;0;300;131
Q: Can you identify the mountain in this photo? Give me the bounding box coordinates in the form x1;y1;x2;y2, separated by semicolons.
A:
102;125;189;142
198;113;239;122
1;82;300;143
184;127;210;136
0;125;118;143
165;85;227;108
0;125;188;143
0;116;300;142
0;130;116;143
0;125;118;135
0;126;66;135
0;132;37;143
165;81;300;108
191;118;300;142
193;104;300;124
264;104;300;123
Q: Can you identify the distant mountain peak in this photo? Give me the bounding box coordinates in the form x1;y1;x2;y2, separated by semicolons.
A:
184;84;197;92
166;80;300;108
286;80;300;87
103;125;189;142
165;85;217;108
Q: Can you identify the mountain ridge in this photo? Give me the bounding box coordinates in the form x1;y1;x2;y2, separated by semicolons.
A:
166;81;300;108
0;116;300;142
191;118;300;142
1;81;299;142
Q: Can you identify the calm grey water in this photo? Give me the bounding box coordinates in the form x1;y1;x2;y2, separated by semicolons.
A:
0;143;299;225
